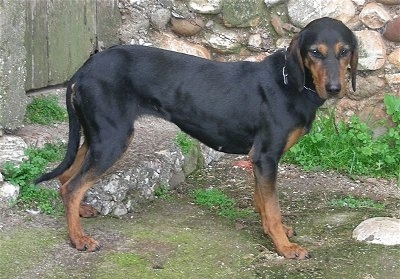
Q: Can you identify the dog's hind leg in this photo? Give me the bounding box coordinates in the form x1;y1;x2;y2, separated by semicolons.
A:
57;141;98;218
61;130;134;251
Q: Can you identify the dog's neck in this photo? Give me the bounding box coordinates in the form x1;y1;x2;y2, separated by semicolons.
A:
282;60;325;106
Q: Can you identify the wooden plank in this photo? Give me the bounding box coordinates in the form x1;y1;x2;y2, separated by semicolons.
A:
25;0;48;90
47;0;96;85
96;0;121;49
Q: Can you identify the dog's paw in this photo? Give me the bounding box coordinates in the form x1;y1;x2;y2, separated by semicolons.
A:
277;243;310;260
71;236;102;252
79;203;99;218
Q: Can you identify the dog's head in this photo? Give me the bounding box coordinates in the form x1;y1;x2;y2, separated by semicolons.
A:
286;17;358;99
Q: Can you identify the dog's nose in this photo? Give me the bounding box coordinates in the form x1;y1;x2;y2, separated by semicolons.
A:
326;83;341;96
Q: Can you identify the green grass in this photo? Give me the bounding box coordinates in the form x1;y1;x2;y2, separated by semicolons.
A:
329;195;385;209
25;96;67;124
1;143;65;215
174;132;194;154
192;188;252;219
154;184;172;201
283;94;400;182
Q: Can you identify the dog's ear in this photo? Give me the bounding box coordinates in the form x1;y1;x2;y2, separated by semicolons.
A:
286;34;305;92
350;38;358;92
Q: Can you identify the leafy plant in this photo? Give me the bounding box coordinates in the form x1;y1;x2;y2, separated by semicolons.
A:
174;132;194;155
329;195;384;209
1;143;65;215
25;96;67;124
283;95;400;180
154;184;172;200
192;188;251;219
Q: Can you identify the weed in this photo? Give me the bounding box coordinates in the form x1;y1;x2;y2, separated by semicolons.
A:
174;132;194;154
1;143;65;215
329;195;385;209
154;184;172;201
192;188;251;219
283;94;400;180
25;96;67;125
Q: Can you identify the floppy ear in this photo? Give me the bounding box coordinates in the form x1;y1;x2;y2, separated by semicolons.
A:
286;34;305;92
350;43;358;92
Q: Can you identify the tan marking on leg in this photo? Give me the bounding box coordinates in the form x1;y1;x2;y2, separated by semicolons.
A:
284;127;306;153
59;141;88;185
252;167;309;259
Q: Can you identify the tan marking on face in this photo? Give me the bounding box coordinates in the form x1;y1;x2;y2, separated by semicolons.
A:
304;53;328;99
335;42;352;98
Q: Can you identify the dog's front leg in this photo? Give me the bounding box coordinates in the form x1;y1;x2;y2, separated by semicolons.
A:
252;155;309;259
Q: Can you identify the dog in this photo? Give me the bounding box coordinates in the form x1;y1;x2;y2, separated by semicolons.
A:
35;17;358;259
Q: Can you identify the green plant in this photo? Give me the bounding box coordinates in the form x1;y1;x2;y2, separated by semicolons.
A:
174;132;194;154
25;96;67;124
283;95;400;180
192;188;251;219
329;195;385;209
1;143;65;215
154;184;172;200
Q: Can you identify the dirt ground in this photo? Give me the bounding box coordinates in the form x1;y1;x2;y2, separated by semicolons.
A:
1;154;400;279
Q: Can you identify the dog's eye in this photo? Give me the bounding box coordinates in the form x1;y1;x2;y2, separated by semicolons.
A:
339;48;350;58
310;49;323;59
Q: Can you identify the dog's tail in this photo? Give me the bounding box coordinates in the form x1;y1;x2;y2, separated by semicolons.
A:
34;83;81;184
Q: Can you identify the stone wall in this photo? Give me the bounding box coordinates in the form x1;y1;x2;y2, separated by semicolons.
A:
119;0;400;123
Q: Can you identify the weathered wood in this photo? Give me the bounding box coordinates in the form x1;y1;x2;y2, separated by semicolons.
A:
47;0;96;85
25;0;48;90
96;0;121;49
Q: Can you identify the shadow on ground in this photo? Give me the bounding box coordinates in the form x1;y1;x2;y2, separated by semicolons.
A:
1;155;399;279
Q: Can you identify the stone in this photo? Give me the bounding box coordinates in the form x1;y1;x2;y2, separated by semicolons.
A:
155;33;211;59
287;0;356;27
347;76;385;101
385;73;400;86
354;30;386;70
353;217;400;245
188;0;222;14
359;2;391;29
271;15;285;36
0;182;19;202
383;17;400;42
247;33;263;51
388;48;400;68
375;0;400;4
0;136;27;166
222;0;265;28
171;17;204;36
204;24;242;54
150;8;171;30
264;0;284;6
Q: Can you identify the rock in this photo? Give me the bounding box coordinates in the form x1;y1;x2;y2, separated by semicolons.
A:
354;30;386;70
347;76;385;100
188;0;223;14
222;0;264;28
150;8;171;30
171;17;204;37
353;217;400;245
0;135;27;166
247;33;263;51
155;33;211;59
287;0;356;27
204;24;242;54
375;0;400;4
264;0;284;6
388;48;400;68
383;17;400;42
0;182;19;203
271;15;285;36
359;2;391;29
385;73;400;87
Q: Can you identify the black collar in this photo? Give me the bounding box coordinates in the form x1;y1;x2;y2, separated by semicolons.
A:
282;55;325;106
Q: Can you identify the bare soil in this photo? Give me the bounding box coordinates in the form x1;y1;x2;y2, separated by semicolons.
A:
1;153;400;279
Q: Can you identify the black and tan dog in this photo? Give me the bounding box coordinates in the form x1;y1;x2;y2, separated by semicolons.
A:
35;17;358;259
